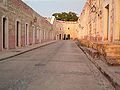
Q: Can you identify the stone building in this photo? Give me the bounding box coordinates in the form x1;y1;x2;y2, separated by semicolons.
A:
53;20;78;40
78;0;120;64
0;0;54;51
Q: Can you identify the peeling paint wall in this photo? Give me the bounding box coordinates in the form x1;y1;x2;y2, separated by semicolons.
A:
78;0;120;43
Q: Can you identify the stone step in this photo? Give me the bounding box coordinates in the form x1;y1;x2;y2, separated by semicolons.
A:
106;55;120;59
107;51;120;54
105;44;120;48
108;44;120;46
105;45;120;48
105;49;120;53
106;56;120;65
106;51;120;55
104;45;120;55
105;47;120;50
106;52;120;57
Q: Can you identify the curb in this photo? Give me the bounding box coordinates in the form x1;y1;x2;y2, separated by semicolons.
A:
78;45;120;90
0;41;57;61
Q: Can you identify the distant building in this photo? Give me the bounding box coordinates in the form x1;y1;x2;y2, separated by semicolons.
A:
53;20;78;40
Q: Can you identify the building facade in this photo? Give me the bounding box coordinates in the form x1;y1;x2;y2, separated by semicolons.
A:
78;0;120;64
78;0;120;43
53;20;78;40
0;0;54;51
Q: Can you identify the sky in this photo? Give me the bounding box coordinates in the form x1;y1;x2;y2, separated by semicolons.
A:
22;0;86;17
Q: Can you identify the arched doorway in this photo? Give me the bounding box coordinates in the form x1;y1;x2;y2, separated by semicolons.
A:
63;34;66;40
32;25;35;44
59;34;61;40
67;34;70;40
16;21;20;47
25;23;29;45
105;5;109;41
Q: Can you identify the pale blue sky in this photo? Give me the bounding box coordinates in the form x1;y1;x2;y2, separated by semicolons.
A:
22;0;86;17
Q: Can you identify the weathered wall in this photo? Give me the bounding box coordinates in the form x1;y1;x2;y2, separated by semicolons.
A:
78;0;120;43
53;20;78;40
0;0;54;51
78;0;120;64
114;0;120;41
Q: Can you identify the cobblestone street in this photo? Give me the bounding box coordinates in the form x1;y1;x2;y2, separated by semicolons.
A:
0;40;114;90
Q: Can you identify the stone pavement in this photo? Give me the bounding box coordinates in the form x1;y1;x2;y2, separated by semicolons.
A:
0;40;57;61
78;45;120;90
0;40;114;90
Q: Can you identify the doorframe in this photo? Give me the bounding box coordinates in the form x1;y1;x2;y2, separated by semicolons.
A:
25;23;29;46
1;16;8;50
32;25;35;44
39;30;42;43
67;34;71;40
15;19;21;47
105;4;110;41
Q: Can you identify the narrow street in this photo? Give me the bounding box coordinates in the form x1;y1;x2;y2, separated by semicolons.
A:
0;40;114;90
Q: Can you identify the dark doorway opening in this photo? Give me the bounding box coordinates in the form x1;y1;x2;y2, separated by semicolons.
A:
63;34;66;40
67;34;70;40
59;34;61;40
16;21;19;47
3;17;7;49
25;24;28;45
105;5;109;40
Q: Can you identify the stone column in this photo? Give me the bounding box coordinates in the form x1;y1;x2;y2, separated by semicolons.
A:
114;0;120;41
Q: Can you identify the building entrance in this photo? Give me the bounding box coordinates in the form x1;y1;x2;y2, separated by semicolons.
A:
63;34;66;40
63;34;71;40
16;21;20;47
105;5;109;40
2;17;7;49
67;34;70;40
59;34;61;40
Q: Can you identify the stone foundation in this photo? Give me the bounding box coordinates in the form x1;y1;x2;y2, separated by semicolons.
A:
78;39;120;65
